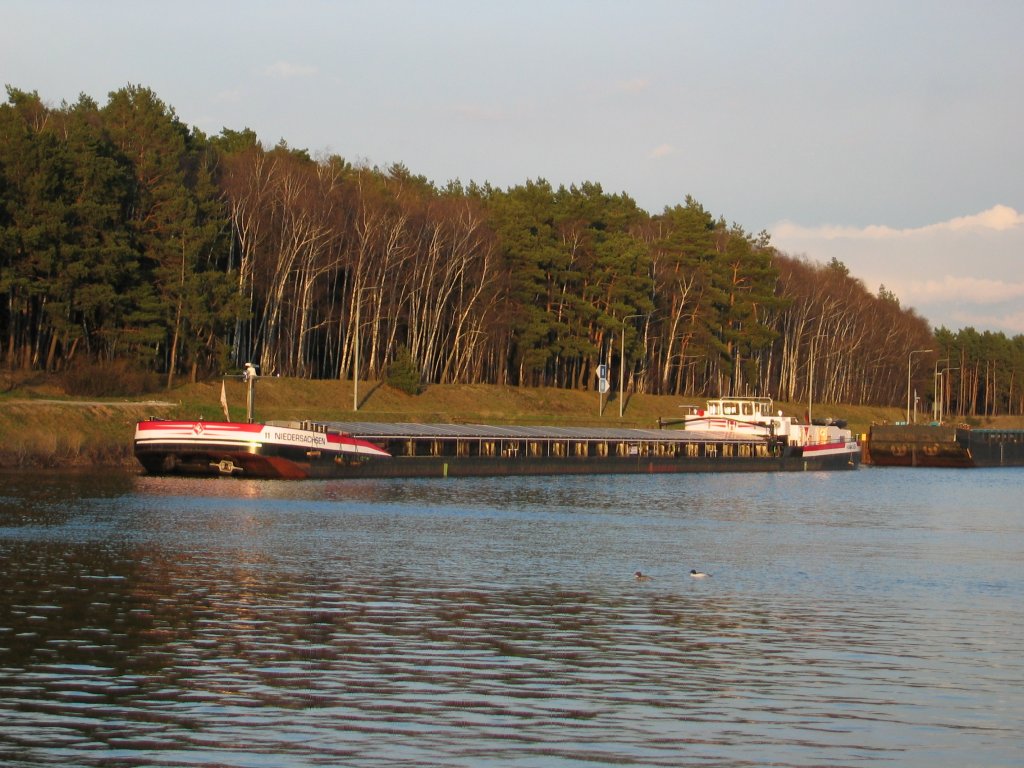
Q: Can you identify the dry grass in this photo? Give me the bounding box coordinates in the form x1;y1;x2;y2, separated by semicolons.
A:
180;377;909;434
0;399;147;468
184;378;713;428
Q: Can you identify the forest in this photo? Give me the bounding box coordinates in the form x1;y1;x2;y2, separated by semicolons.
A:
3;85;1024;418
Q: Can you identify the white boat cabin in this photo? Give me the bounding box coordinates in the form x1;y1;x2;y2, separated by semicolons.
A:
705;396;776;422
686;396;854;448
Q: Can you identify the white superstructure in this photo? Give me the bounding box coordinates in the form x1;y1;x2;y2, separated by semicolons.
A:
684;396;860;457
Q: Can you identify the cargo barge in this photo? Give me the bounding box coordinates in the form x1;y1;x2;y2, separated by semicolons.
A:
865;424;1024;468
134;393;860;479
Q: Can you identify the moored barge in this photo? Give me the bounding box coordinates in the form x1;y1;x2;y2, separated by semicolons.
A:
134;395;860;479
865;424;1024;468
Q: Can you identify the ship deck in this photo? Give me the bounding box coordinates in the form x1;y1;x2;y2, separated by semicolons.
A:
315;421;770;461
318;421;751;443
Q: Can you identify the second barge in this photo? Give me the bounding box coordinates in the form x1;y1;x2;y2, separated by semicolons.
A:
865;424;1024;467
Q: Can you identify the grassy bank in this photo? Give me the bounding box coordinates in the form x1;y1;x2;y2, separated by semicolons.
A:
3;373;997;469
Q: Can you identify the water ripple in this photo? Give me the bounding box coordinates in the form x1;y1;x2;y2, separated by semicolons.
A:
1;469;1022;767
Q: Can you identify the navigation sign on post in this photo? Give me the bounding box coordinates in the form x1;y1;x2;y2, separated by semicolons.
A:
598;377;609;394
597;364;607;380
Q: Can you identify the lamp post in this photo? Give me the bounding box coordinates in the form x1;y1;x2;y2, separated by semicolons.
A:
907;348;933;424
932;358;949;422
620;314;644;418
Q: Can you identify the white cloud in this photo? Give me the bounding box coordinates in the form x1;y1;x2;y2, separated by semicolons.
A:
946;307;1024;335
941;205;1023;233
264;61;318;79
905;275;1024;304
770;206;1024;334
773;205;1024;242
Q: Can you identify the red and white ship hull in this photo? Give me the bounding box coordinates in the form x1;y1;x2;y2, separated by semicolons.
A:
134;419;390;479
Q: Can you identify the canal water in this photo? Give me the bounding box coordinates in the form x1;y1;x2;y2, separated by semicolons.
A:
1;467;1021;767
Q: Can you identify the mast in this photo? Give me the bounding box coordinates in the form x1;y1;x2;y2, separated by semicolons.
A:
244;362;258;423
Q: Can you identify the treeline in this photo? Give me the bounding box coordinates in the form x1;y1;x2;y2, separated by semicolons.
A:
2;84;1021;414
934;327;1024;418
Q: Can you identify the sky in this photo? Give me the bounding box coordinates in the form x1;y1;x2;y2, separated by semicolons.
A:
3;0;1022;334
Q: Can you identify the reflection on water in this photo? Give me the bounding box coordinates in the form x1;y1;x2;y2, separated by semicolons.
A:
1;468;1022;767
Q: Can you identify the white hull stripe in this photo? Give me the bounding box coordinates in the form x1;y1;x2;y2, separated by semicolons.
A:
802;442;860;457
135;421;389;458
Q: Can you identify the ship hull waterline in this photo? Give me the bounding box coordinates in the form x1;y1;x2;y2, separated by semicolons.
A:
134;420;860;480
135;449;859;479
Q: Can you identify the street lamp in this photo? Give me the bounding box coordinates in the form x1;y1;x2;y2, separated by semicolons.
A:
620;314;644;418
933;358;949;422
907;348;933;424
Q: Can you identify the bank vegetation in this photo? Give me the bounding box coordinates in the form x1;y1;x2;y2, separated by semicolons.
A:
3;85;1023;418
